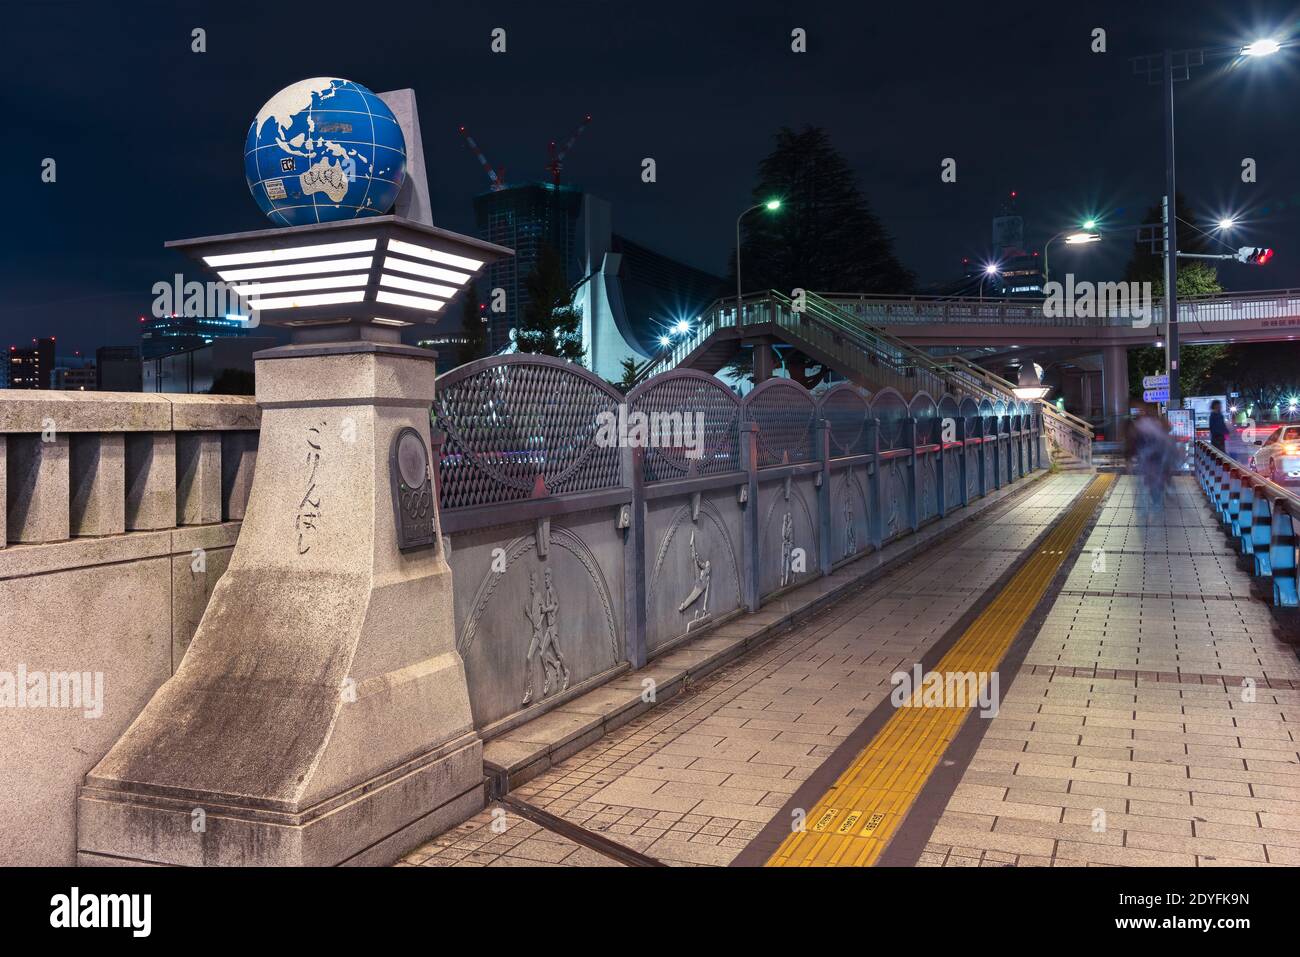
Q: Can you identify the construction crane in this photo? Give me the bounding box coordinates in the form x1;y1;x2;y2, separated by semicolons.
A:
544;114;592;186
457;125;507;191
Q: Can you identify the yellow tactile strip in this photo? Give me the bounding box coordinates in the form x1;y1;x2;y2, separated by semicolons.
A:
766;474;1115;866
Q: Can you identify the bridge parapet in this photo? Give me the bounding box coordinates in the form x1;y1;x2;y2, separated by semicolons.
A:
429;356;1046;742
821;287;1300;331
0;390;258;865
0;391;259;547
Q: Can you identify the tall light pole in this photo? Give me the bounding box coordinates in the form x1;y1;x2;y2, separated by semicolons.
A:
736;199;781;324
1042;224;1101;286
979;263;1000;302
1132;37;1282;408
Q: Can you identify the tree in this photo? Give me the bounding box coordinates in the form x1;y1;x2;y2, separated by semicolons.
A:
609;356;641;393
516;243;585;364
1123;200;1226;402
1122;257;1224;393
733;126;914;296
1122;194;1216;287
1216;342;1300;414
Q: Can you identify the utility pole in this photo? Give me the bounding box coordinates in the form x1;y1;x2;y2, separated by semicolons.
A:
1162;50;1181;409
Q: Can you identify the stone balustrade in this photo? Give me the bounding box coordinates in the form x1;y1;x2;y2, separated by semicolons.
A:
0;390;258;866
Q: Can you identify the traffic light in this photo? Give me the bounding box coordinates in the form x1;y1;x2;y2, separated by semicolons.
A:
1236;246;1274;265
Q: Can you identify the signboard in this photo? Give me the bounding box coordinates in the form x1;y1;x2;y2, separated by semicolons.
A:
1143;388;1169;403
1168;409;1194;442
1142;374;1169;389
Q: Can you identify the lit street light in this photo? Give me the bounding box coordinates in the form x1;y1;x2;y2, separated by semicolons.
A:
1042;222;1102;285
1243;38;1282;56
736;199;782;326
979;263;1000;302
1131;35;1282;408
1013;362;1051;401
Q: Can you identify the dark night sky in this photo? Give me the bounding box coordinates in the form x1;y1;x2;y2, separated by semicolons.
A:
4;0;1300;353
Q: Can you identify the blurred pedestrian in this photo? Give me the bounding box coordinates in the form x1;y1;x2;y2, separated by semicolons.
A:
1133;412;1175;513
1208;399;1229;454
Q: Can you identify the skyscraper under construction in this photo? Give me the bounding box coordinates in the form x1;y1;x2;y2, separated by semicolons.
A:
473;182;585;352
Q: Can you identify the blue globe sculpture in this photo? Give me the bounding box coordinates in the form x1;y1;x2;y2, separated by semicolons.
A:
244;78;407;226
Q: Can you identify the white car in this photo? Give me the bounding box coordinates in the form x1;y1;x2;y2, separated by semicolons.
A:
1251;425;1300;485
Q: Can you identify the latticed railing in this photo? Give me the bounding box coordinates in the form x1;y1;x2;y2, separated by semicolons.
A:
433;355;624;509
816;383;872;457
626;369;741;483
745;378;815;466
433;357;1043;509
627;289;1093;465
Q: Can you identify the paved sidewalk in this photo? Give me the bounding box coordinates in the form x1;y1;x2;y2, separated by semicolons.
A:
400;473;1300;867
401;473;1093;866
922;475;1300;867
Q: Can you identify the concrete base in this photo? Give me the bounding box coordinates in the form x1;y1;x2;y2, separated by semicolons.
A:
77;734;482;867
76;342;482;866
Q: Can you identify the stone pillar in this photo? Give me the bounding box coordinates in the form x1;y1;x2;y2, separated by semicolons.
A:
0;436;6;549
1102;345;1129;443
751;341;774;383
70;434;125;537
220;431;258;521
78;342;482;866
6;433;69;544
176;432;222;526
740;422;760;612
125;433;176;531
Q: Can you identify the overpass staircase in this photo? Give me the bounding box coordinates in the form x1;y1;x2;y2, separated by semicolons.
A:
632;289;1093;467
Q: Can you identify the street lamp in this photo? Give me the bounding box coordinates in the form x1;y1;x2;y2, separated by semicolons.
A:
1131;36;1282;408
736;199;782;325
1217;217;1237;230
1013;362;1051;401
1042;225;1102;286
979;263;1000;302
1243;38;1282;56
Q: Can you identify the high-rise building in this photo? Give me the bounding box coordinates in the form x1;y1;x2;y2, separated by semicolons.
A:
96;346;143;391
416;336;475;373
53;367;97;390
473;183;585;352
142;337;274;393
140;315;249;360
7;337;55;389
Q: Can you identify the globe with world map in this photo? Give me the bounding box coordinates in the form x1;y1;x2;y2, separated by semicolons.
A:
243;77;407;226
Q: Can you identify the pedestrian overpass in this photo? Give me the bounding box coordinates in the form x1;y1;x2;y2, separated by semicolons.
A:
631;286;1300;448
631;289;1096;467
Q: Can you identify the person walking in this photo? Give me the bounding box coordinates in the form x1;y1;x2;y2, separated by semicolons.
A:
1134;412;1175;514
1208;400;1229;454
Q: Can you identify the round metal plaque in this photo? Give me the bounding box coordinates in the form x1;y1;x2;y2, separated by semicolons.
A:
396;430;429;489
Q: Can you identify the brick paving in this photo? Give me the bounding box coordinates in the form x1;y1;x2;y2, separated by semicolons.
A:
401;473;1300;867
924;475;1300;867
